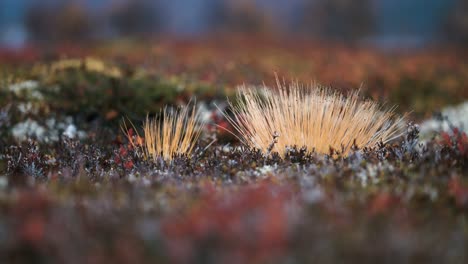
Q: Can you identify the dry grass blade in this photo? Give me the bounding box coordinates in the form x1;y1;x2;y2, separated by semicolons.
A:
225;80;406;156
124;103;205;161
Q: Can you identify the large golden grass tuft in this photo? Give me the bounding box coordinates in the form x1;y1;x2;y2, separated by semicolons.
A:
125;103;204;161
224;80;406;156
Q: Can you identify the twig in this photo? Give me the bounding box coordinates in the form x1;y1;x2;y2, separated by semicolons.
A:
265;131;279;157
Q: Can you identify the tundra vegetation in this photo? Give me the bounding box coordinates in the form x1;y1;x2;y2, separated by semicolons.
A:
0;40;467;263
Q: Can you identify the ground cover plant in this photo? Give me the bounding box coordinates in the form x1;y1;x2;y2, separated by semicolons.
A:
0;40;468;263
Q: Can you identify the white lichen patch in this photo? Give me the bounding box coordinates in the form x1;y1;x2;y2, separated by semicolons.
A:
197;102;213;124
63;124;80;139
8;80;39;93
420;101;468;137
11;119;46;142
356;161;395;187
257;164;276;175
17;102;38;114
299;175;324;204
302;186;324;204
8;80;44;100
11;116;86;143
8;80;45;115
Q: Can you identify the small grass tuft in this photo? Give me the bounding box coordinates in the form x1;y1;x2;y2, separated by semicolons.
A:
224;79;406;156
124;103;204;161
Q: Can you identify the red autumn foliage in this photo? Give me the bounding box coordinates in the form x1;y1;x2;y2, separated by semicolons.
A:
161;182;294;264
0;47;39;64
448;177;468;208
123;160;134;170
20;214;46;244
441;132;452;146
454;130;468;156
368;193;400;216
12;191;50;245
119;145;128;157
124;128;145;150
439;128;468;159
114;145;134;170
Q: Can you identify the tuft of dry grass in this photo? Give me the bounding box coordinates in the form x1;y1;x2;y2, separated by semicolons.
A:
224;80;406;156
124;103;204;161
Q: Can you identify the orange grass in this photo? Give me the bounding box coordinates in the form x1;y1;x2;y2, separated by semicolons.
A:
224;80;406;156
125;103;204;161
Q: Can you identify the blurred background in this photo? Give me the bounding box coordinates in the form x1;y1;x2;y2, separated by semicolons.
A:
0;0;467;49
